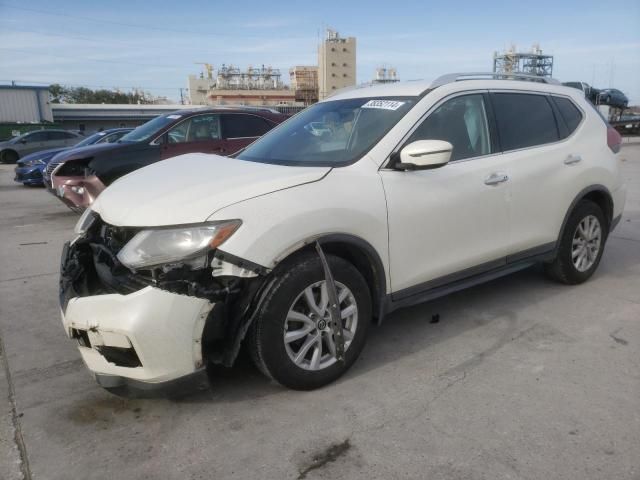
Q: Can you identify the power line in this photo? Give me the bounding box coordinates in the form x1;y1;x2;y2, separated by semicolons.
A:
0;27;316;58
0;2;312;41
0;47;188;69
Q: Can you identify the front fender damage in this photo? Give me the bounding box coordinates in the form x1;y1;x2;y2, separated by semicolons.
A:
60;224;273;369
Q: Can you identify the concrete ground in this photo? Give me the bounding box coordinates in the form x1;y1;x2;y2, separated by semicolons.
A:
1;145;639;480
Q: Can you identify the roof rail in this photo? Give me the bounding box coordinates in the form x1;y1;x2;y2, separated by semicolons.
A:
430;72;561;89
206;105;281;114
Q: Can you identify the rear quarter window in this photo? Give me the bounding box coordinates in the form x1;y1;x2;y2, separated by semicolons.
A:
492;93;559;151
222;114;272;138
552;96;584;137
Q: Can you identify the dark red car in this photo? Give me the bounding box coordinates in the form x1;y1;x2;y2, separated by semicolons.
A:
46;107;288;211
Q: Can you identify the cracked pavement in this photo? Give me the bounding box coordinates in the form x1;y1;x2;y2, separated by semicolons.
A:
1;143;639;479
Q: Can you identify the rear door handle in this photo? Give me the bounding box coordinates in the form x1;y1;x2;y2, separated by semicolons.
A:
564;154;582;165
484;172;509;186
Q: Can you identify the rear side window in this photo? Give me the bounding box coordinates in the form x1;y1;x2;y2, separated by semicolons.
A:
222;114;272;138
48;131;75;140
492;93;559;151
552;97;583;136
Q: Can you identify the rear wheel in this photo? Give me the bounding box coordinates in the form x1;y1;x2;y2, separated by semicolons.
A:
545;200;607;284
248;253;371;390
0;150;18;164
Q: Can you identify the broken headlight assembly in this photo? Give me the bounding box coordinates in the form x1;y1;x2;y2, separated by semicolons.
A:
116;220;241;270
74;208;98;236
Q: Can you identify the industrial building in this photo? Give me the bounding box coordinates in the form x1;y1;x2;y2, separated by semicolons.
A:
51;103;187;132
188;64;298;107
372;66;399;84
318;29;356;100
493;44;554;78
289;66;319;105
0;85;53;123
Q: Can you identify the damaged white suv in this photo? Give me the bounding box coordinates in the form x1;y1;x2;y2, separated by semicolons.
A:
61;73;626;394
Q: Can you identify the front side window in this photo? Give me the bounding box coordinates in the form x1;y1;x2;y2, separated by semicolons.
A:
48;131;73;140
237;97;416;166
26;131;49;142
166;114;221;144
405;94;491;161
492;93;559;151
222;114;272;138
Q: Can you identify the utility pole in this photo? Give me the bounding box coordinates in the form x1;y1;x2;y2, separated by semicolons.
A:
179;88;184;105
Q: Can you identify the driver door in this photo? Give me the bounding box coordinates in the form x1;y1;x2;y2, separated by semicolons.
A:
161;114;223;159
21;131;49;155
379;92;512;297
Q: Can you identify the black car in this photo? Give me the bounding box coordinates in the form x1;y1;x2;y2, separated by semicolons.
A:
598;89;628;109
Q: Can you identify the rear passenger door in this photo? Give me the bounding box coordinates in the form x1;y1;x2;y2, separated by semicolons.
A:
47;131;77;148
221;114;274;155
490;92;582;254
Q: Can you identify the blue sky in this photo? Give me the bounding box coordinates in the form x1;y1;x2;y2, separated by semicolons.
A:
0;0;638;103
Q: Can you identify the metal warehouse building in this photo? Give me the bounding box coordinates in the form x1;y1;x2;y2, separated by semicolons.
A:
0;85;53;123
50;104;187;132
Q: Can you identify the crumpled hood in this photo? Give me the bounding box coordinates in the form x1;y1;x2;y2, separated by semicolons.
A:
51;142;122;163
92;153;330;226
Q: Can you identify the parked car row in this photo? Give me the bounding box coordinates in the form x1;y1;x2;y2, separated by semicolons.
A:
14;128;132;186
47;107;287;212
14;107;288;212
562;81;629;109
57;73;625;395
1;129;84;164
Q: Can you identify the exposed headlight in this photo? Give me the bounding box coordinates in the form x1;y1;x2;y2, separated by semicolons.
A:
24;158;46;166
117;220;241;269
73;208;97;236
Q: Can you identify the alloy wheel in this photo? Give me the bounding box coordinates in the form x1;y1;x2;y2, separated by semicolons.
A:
283;280;358;371
572;214;602;272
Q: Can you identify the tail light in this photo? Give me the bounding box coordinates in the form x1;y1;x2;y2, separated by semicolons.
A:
607;125;622;153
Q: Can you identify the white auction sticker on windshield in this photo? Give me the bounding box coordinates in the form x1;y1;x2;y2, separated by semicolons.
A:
167;114;182;119
361;100;405;111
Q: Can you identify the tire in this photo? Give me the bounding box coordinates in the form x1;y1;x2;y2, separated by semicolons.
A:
0;150;19;164
545;200;607;285
248;253;371;390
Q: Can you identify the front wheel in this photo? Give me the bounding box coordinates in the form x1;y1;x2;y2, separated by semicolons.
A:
0;150;19;164
545;200;607;284
248;253;371;390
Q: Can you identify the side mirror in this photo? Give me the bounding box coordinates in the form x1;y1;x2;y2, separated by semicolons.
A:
19;139;27;144
396;140;453;170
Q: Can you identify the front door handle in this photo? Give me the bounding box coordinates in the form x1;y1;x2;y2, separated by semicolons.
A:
484;172;509;186
564;154;582;165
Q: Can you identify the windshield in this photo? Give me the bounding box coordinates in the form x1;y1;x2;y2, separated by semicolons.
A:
75;132;109;147
237;97;416;166
118;114;181;143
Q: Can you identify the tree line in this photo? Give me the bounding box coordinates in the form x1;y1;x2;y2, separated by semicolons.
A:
49;84;160;104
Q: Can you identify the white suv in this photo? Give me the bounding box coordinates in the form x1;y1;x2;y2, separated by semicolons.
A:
61;73;626;393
